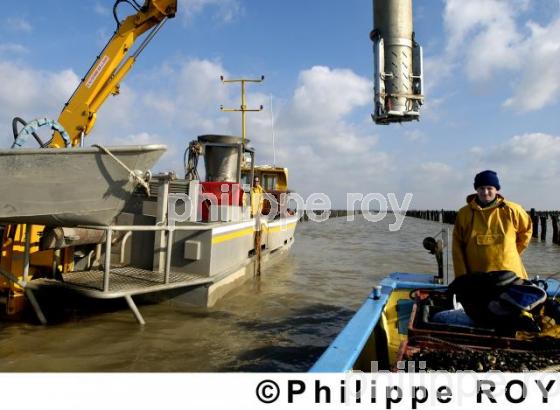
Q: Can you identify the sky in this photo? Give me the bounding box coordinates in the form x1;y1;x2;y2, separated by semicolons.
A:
0;0;559;209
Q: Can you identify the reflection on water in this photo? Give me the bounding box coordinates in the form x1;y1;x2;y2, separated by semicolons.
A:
0;215;558;371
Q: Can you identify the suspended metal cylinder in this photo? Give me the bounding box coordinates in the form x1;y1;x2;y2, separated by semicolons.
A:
39;227;124;250
198;135;244;182
372;0;423;124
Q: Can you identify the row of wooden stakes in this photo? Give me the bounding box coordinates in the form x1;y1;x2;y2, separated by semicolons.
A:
406;209;560;244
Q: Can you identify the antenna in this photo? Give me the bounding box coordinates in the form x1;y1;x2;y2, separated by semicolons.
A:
219;75;264;146
270;94;276;167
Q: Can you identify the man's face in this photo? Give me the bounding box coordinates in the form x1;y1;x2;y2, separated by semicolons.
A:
476;186;497;203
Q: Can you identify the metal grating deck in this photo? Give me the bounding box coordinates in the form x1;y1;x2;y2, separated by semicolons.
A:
29;267;213;299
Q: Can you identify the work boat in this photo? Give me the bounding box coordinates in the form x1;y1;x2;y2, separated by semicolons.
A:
0;135;297;325
311;235;560;372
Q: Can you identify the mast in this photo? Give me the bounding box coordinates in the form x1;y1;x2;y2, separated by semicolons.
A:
219;75;264;147
270;94;277;167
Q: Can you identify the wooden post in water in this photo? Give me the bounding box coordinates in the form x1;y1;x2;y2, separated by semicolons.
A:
540;215;547;241
551;215;559;244
530;209;538;239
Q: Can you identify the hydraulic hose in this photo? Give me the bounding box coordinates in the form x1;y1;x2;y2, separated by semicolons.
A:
11;117;70;148
12;117;45;147
113;0;142;27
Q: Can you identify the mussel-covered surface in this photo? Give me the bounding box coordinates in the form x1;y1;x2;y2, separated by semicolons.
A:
408;348;560;372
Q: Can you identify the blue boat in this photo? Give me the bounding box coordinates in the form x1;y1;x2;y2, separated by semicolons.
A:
311;272;560;372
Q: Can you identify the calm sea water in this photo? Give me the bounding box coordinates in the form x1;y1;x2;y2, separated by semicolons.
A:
1;215;558;372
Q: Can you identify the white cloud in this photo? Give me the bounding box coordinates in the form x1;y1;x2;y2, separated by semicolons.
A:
0;60;79;146
438;0;560;111
472;132;560;164
423;55;454;95
5;17;32;33
290;66;371;124
400;161;466;209
392;132;560;208
265;66;392;202
444;0;526;58
178;0;242;23
135;58;238;137
469;132;560;207
93;84;141;135
0;43;28;55
503;18;560;110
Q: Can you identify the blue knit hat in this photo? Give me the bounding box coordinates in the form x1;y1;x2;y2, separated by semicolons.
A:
474;170;500;191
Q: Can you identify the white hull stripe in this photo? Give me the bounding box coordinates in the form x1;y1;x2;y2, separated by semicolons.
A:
212;221;255;235
211;216;299;236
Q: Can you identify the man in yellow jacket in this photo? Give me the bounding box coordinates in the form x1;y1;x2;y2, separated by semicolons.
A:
452;170;532;279
250;176;265;217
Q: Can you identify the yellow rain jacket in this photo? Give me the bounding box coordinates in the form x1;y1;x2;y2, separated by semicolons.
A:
452;194;532;279
250;184;265;217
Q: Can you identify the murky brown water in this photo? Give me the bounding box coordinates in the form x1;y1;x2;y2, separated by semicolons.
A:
1;215;558;372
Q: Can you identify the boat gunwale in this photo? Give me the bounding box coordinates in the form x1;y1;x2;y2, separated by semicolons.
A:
309;272;446;373
0;144;167;155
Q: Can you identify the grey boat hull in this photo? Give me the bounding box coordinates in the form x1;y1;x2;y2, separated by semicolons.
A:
0;145;166;226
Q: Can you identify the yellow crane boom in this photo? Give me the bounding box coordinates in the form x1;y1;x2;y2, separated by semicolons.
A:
50;0;177;147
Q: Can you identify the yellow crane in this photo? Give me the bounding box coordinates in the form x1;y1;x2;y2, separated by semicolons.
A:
1;0;177;315
54;0;177;147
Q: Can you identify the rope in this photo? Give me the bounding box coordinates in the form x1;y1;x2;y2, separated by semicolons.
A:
184;141;202;181
92;144;150;194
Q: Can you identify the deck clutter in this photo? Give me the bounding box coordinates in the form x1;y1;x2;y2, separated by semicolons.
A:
397;282;560;371
311;272;560;372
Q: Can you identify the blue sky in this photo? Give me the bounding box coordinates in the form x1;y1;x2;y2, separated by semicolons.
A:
1;0;559;209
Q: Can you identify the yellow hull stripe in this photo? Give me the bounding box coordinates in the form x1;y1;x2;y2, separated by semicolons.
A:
212;223;297;245
212;227;254;244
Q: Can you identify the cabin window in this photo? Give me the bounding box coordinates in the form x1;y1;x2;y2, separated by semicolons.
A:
262;174;277;190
